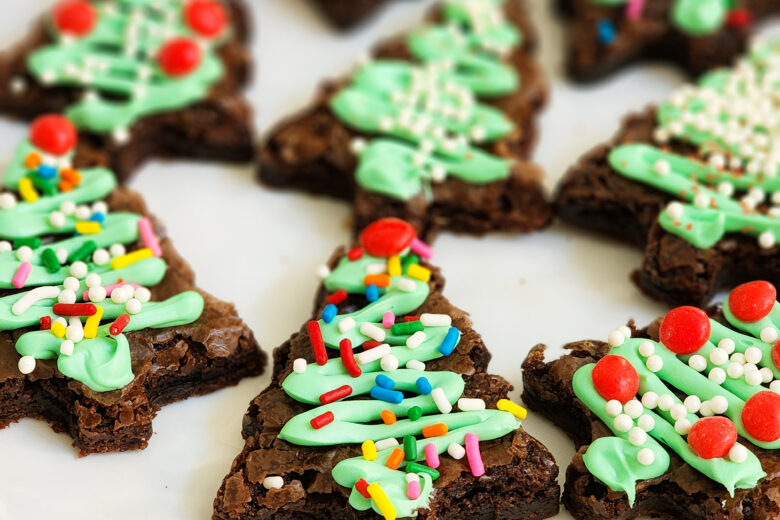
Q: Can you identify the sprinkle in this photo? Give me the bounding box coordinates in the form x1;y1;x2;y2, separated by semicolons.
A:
406;477;421;500
59;168;81;186
422;423;448;438
39;316;51;330
338;317;356;333
458;398;486;411
137;218;162;257
409;238;432;259
83;305;103;339
12;262;32;289
310;411;334;429
380;354;399;371
420;313;451;327
319;385;352;404
625;0;645;21
387;256;401;276
110;248;153;269
362;440;378;460
464;433;485;477
438;327;460;356
69;240;97;263
405;462;439;480
321;304;337;323
416;377;433;395
14;237;41;249
41;248;61;273
356;343;391;364
364;274;391;288
37;164;58;180
376;374;395;389
24;152;41;169
18;356;36;375
340;338;362;377
597;19;616;45
406;360;425;371
355;478;371;498
75;221;101;235
262;476;283;490
366;483;396;520
370;386;403;404
53;303;97;317
293;358;307;373
363;341;382;349
108;313;131;336
408;406;423;421
397;278;416;292
375;438;399;451
361;322;386;342
316;265;331;279
391;321;423;335
51;321;66;338
431;387;452;414
11;286;60;316
496;399;527;420
382;311;395;329
406;331;426;349
407;264;431;282
66;317;84;343
448;442;465;459
307;321;328;365
326;289;347;305
347;247;363;261
366;284;379;302
59;339;74;356
424;442;440;468
18;177;39;203
386;448;405;470
403;435;417;460
381;410;397;425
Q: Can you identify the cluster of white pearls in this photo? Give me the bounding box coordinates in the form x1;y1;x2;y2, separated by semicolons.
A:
683;336;780;391
48;199;108;230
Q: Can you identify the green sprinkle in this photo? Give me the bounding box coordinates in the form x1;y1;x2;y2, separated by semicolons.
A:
408;406;423;421
391;320;424;335
383;333;411;346
69;240;97;263
402;254;419;273
406;462;439;480
14;237;41;249
31;175;58;197
403;435;417;461
41;248;61;273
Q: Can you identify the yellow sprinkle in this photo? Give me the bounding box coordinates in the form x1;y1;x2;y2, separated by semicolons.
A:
84;305;103;339
110;248;153;270
497;399;527;420
51;321;66;338
75;221;101;235
366;483;396;520
407;263;431;282
387;256;401;277
362;439;377;461
18;177;39;203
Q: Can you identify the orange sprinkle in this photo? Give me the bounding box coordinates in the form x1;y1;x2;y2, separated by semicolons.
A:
381;410;397;425
364;274;391;288
58;180;74;192
685;223;693;230
60;168;82;185
24;152;41;169
386;448;404;470
422;423;448;438
673;221;681;227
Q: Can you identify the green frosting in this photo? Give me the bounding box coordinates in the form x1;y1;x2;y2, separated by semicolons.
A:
26;0;227;134
589;0;730;35
277;251;521;518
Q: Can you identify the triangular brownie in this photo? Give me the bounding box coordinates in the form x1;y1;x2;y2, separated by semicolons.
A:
0;0;254;182
523;280;780;518
260;0;551;241
0;114;266;455
557;0;780;82
214;218;560;519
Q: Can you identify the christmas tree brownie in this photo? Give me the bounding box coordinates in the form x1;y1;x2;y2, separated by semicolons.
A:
213;218;560;519
0;114;266;455
523;280;780;519
0;0;254;182
555;38;780;306
557;0;780;82
259;0;551;241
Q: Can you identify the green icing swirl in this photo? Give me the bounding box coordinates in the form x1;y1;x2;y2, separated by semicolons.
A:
26;0;227;134
589;0;729;36
278;252;520;518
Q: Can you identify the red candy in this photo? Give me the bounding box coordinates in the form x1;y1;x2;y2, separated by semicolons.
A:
53;0;96;37
726;9;753;28
307;320;328;366
347;247;364;261
687;417;738;459
659;306;711;355
185;0;228;37
742;391;780;442
728;281;776;323
158;38;202;77
340;338;362;378
359;218;417;258
354;478;371;499
30;114;78;155
310;411;334;429
773;341;780;370
591;355;639;404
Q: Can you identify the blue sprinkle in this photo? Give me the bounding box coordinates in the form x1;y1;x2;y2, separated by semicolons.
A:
321;304;338;323
89;212;105;223
375;374;395;389
597;19;616;45
438;327;460;356
416;377;432;395
366;284;379;302
370;386;403;404
37;164;58;179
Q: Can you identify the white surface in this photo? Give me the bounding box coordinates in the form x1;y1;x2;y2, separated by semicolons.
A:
0;1;778;519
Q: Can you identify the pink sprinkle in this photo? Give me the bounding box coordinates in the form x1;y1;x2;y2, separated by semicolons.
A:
464;433;484;477
84;282;141;300
424;442;440;469
12;262;32;289
625;0;645;21
406;479;421;500
382;311;395;329
138;218;162;257
410;238;433;260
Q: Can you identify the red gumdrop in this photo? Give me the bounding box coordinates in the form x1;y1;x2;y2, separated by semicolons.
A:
728;281;777;323
185;0;228;37
359;218;417;258
591;355;639;404
659;306;711;355
742;391;780;442
687;417;738;459
53;0;96;37
773;341;780;370
726;9;753;28
158;38;202;77
29;114;77;155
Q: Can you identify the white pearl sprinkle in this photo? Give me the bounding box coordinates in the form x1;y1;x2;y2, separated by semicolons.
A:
745;346;763;364
134;287;151;303
637;414;655;432
93;249;110;266
638;340;655;357
58;289;77;304
665;201;684;219
708;367;727;384
674;418;692;435
293;358;307;373
49;211;66;228
699;400;714;417
263;476;284;490
628;427;647;446
125;298;142;315
759;231;776;249
623;400;644;419
657;394;674;411
727;362;744;379
109;243;126;258
608;330;625;347
646;355;663;372
684;395;702;413
717;338;735;354
380;354;399;372
16;246;33;263
637;448;655;466
18;356;36;374
710;395;729;414
654;160;671;176
63;277;80;292
59;340;75;356
85;273;102;288
760;367;774;384
709;347;728;366
88;286;107;303
641;392;659;410
745;370;763;386
69;261;88;279
760;327;777;343
728;444;748;464
688;354;707;372
613;414;633;433
605;400;623;417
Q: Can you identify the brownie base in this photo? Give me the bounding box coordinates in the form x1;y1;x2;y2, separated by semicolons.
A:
311;0;395;29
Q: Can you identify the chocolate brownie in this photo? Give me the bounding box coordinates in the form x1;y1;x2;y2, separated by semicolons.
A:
0;115;266;455
311;0;408;29
557;0;780;82
555;38;780;306
0;0;254;182
213;218;560;519
259;0;551;242
523;281;780;520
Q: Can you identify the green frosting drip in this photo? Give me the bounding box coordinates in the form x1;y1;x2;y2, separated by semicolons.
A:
27;0;227;133
589;0;729;36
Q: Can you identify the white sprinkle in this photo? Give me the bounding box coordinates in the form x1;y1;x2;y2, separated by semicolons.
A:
759;231;776;249
9;76;26;94
709;367;727;384
11;286;60;316
693;192;710;208
92;201;108;215
760;367;774;384
457;398;486;411
628;427;647;446
375;438;399;451
397;278;417;292
88;286;107;303
18;356;36;374
405;473;419;483
66;318;84;343
69;261;88;279
338;317;356;333
637;448;655;466
613;414;633;433
93;249;110;265
350;138;367;154
316;264;331;279
61;200;76;215
0;241;11;253
745;370;763;386
618;325;632;338
49;211;66;228
125;298;142;315
263;476;284;490
110;243;126;258
646;355;663;372
684;395;702;413
745;346;763;364
638;340;655;357
406;359;426;371
654;160;671;176
730;352;746;364
355;343;391;365
111;287;131;304
58;289;77;304
641;392;659;409
607;330;625;347
420;313;451;327
56;248;68;264
658;394;674;411
293;358;307;373
637;414;655;432
771;380;780;393
16;246;33;263
380;354;399;372
134;287;151;303
448;442;466;460
360;322;386;342
688;355;707;372
710;395;729;414
760;327;777;343
432;387;452;414
699;400;714;417
718;338;735;354
623;400;644;419
63;277;80;292
406;330;426;349
709;347;728;366
60;340;75;356
670;403;687;421
605;400;623;417
729;444;748;464
674;419;692;435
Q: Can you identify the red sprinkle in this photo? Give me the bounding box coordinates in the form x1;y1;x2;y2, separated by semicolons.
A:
402;316;420;322
307;321;328;366
327;289;348;305
742;391;780;442
310;411;334;430
319;385;352;405
340;338;362;378
726;8;753;28
347;247;364;261
354;478;371;499
109;314;131;335
362;340;382;350
53;303;96;317
591;355;639;404
659;306;711;355
359;218;417;257
39;316;52;330
728;281;776;323
687;417;737;459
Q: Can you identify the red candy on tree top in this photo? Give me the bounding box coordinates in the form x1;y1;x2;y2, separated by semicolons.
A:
53;0;96;37
659;306;711;355
359;218;417;258
158;38;202;77
687;417;737;459
30;115;78;156
591;355;639;404
742;391;780;442
185;0;228;38
728;281;776;323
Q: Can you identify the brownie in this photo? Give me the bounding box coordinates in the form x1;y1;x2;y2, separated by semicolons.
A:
311;0;407;29
557;0;780;82
259;0;551;242
213;220;560;519
0;0;255;182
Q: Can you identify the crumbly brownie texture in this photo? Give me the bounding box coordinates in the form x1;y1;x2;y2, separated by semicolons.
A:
214;233;560;519
522;314;780;520
311;0;398;29
0;0;254;182
557;0;780;82
259;0;551;241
